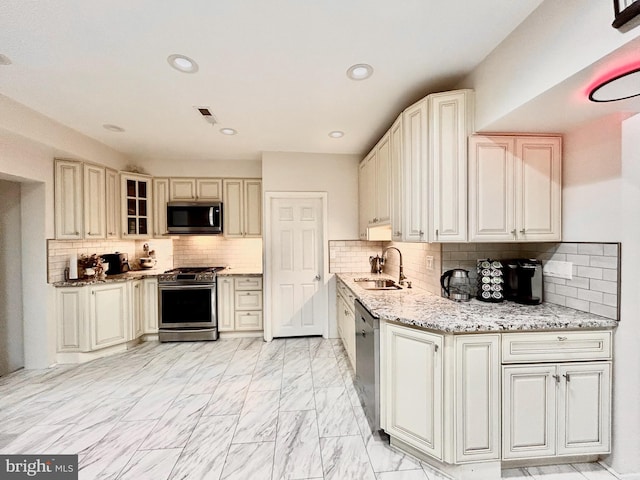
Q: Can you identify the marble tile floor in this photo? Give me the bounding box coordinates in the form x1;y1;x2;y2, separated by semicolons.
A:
0;338;619;480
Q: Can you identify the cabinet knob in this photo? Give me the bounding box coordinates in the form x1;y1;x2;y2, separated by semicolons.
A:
557;336;567;341
75;231;79;235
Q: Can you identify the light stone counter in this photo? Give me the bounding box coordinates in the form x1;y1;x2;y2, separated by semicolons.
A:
217;268;262;276
53;269;163;287
336;273;618;333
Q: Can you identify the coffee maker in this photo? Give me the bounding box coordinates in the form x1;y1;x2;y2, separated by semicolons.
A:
505;259;543;305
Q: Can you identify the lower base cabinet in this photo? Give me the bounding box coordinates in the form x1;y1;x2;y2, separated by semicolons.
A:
503;362;611;459
381;323;612;474
336;280;356;370
56;277;159;359
88;283;129;350
385;323;444;460
218;275;263;332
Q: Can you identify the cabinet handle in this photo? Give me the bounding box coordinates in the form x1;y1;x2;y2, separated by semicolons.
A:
553;374;560;384
75;231;79;235
92;291;95;295
394;231;402;236
361;329;366;338
520;229;526;234
563;373;571;382
511;229;517;237
435;229;439;238
419;230;424;236
557;336;567;341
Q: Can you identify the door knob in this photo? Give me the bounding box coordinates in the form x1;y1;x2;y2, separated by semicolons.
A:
314;274;321;281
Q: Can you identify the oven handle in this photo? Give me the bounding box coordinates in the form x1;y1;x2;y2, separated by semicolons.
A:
159;284;216;290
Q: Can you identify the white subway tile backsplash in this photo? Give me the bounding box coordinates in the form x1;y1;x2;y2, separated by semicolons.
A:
578;243;604;256
603;244;618;257
576;266;604;280
603;293;618;307
555;285;578;298
566;297;590;312
577;289;604;303
545;292;567;306
554;243;579;254
589;255;618;269
565;276;590;289
565;254;590;266
589;279;618;294
590;303;617;320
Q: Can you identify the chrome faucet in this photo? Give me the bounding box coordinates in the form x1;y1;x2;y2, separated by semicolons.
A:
382;246;407;286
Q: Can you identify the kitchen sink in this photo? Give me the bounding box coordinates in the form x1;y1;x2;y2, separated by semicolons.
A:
353;278;402;290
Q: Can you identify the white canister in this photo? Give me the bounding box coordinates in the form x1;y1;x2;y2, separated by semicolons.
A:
69;253;78;280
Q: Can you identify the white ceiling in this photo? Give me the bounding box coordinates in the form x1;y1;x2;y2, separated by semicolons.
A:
0;0;543;162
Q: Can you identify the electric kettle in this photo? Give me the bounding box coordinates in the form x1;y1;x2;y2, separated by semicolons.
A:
440;268;472;302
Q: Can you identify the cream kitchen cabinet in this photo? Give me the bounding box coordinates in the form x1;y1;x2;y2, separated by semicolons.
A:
502;331;611;460
56;286;85;352
358;131;392;238
385;322;444;459
382;324;501;467
428;90;474;242
169;178;222;201
83;163;106;239
358;152;374;239
223;179;262;238
142;278;158;334
130;280;144;341
152;177;169;237
54;159;84;239
336;279;356;370
105;168;120;238
88;282;129;350
121;172;153;238
468;135;562;242
390;115;404;242
218;275;263;332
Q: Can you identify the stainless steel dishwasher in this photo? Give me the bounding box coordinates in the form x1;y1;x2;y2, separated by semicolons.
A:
355;299;380;432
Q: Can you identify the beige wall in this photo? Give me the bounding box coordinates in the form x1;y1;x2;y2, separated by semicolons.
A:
136;157;261;178
262;151;360;241
0;98;130;369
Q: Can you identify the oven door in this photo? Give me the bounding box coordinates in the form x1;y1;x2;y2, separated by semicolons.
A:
158;284;217;329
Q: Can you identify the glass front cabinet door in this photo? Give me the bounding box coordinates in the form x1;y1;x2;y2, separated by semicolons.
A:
121;173;153;238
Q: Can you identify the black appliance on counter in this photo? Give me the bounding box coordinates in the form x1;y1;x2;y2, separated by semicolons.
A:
505;259;544;305
157;266;226;342
101;252;131;275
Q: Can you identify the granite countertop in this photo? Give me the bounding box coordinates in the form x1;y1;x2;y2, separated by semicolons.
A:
53;269;163;287
336;273;618;333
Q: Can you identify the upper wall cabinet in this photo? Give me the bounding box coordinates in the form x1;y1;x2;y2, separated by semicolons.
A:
358;130;392;239
223;179;262;238
152;178;169;238
468;135;561;242
55;159;84;240
380;89;473;243
83;164;106;239
428;90;474;242
105;168;120;239
121;173;153;238
169;178;222;201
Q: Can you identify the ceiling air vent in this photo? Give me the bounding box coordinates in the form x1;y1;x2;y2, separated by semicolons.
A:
194;106;217;126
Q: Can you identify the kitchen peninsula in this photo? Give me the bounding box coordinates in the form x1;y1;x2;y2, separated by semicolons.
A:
337;273;616;480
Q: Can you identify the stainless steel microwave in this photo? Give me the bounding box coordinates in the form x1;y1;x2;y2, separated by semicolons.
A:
166;202;223;234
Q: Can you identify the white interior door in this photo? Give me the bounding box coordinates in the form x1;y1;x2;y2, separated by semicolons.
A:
267;194;327;338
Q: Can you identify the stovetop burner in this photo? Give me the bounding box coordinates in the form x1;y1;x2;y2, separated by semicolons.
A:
158;266;226;284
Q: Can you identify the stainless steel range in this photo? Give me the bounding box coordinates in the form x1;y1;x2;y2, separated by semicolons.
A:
158;266;226;342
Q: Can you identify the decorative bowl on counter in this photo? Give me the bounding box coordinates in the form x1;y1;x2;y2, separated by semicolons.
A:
139;257;156;269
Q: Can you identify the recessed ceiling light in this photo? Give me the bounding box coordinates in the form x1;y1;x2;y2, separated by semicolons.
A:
0;54;12;66
220;128;237;135
167;54;199;74
328;130;344;138
588;66;640;102
347;63;373;81
103;124;125;133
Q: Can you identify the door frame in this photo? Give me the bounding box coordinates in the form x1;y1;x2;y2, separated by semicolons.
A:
263;191;329;341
